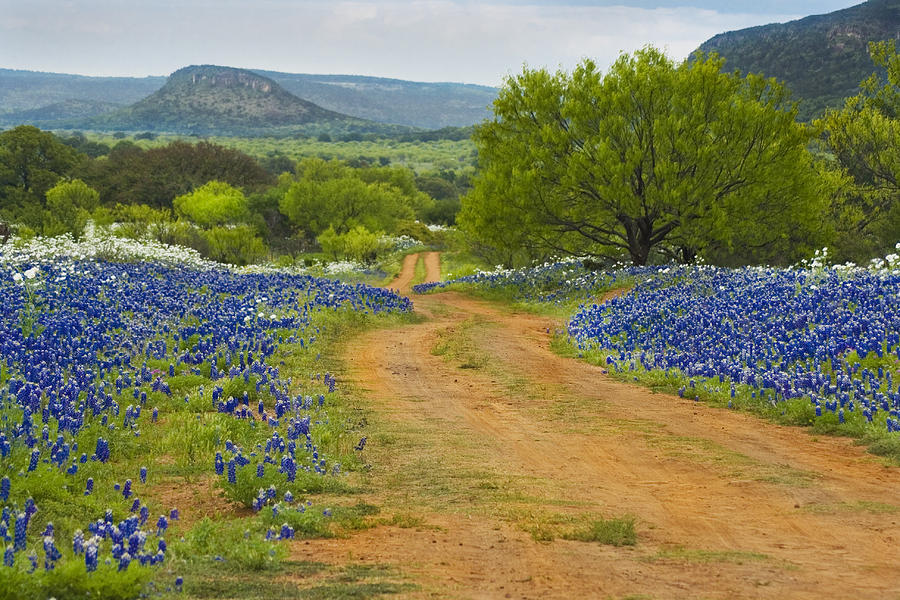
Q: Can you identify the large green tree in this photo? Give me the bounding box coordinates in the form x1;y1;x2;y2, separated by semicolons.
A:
0;126;80;226
820;41;900;261
460;47;831;266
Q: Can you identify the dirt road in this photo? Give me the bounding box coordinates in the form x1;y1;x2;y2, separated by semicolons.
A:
295;252;900;599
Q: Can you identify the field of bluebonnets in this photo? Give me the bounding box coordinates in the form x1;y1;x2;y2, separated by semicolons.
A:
415;248;900;459
0;231;412;598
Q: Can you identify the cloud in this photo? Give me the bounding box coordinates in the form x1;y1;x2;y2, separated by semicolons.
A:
0;0;809;85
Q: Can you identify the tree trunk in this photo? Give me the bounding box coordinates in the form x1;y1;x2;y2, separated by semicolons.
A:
679;246;697;264
622;215;652;265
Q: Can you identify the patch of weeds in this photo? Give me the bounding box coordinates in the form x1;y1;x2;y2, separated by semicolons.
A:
300;582;417;599
176;517;286;571
561;516;637;546
382;513;426;529
430;316;491;370
301;563;416;599
332;501;382;532
258;505;336;539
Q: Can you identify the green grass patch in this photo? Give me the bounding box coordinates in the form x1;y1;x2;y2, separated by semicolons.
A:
560;516;637;546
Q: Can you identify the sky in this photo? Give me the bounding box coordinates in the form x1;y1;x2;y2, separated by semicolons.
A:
0;0;864;86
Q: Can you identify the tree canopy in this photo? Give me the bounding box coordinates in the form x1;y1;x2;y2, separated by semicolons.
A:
819;41;900;261
173;180;250;228
459;47;831;266
80;140;273;208
43;179;100;239
0;125;80;226
278;157;424;239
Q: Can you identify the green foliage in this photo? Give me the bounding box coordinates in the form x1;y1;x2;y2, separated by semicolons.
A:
78;140;273;208
0;560;153;600
0;125;79;225
42;178;100;239
819;40;900;262
107;203;175;240
173;180;250;228
460;47;831;267
279;158;416;239
178;518;285;571
202;225;267;265
560;516;637;546
317;225;387;263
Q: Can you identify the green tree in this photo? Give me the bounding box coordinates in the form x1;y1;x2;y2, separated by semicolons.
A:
460;47;830;266
279;158;415;239
43;179;100;239
203;225;267;265
316;225;386;263
79;140;273;208
820;41;900;261
173;181;250;228
0;126;79;225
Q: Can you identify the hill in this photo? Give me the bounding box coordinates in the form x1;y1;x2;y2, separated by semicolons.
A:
0;67;496;130
0;68;165;116
0;98;123;122
255;71;496;129
699;0;900;121
78;65;369;135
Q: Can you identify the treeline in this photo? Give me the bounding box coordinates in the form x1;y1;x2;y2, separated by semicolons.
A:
0;127;469;264
460;42;900;267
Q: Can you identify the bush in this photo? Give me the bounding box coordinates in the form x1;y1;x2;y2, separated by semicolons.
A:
316;225;387;263
203;225;267;265
43;179;99;239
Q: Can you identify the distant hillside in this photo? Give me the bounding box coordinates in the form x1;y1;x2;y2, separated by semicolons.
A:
0;67;495;130
1;98;123;122
255;71;496;129
699;0;900;121
78;65;362;135
0;69;164;115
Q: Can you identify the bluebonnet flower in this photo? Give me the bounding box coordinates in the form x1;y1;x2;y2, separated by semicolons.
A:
156;515;168;537
85;537;99;572
73;530;84;554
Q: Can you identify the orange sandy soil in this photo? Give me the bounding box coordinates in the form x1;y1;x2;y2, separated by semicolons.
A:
290;252;900;599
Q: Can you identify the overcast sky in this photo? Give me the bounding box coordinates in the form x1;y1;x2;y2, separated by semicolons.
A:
1;0;862;86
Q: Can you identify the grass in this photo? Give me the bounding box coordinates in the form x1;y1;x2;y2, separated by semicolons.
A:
175;560;415;600
410;254;427;288
518;510;637;545
430;315;492;370
560;517;637;546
